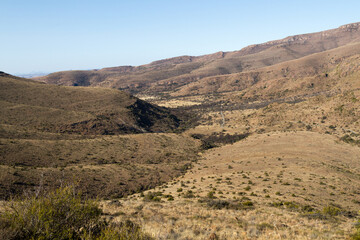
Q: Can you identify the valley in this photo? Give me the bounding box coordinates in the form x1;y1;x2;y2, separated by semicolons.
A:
1;22;360;239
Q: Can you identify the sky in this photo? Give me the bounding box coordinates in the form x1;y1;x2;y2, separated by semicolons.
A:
1;0;360;75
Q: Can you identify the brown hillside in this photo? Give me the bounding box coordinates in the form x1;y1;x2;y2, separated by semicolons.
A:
36;22;360;96
0;73;200;199
0;74;181;134
173;41;360;98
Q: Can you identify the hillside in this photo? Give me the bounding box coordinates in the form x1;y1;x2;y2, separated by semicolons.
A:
36;22;360;96
0;72;181;134
105;131;360;239
0;73;200;199
98;81;360;239
171;41;360;99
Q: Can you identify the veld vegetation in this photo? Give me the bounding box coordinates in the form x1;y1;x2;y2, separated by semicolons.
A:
2;23;360;239
0;186;152;240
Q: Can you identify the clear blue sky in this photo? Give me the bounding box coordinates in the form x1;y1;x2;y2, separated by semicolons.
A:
1;0;360;75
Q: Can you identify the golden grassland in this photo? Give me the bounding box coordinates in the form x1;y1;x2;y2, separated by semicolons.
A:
104;200;355;239
97;86;360;239
101;131;360;239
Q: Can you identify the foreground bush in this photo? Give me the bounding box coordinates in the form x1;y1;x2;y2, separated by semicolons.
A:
0;186;152;240
352;218;360;240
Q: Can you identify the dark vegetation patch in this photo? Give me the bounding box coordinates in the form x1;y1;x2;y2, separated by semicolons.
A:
141;191;174;202
198;198;254;210
270;201;358;220
340;134;360;145
57;99;188;135
127;99;181;133
191;132;250;149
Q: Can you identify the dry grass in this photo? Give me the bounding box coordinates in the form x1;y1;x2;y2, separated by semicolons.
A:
101;131;360;239
0;132;200;199
0;74;200;199
103;199;355;239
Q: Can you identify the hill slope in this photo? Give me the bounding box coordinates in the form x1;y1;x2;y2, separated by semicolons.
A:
172;41;360;99
36;22;360;96
0;72;181;134
0;73;200;199
106;131;360;239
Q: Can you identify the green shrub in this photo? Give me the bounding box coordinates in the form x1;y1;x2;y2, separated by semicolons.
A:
352;219;360;240
1;186;102;240
204;199;254;210
242;201;254;207
183;190;195;198
0;186;152;240
244;186;251;191
300;205;342;220
322;205;340;216
207;191;216;199
166;195;174;201
341;134;360;145
143;192;162;202
256;222;274;232
270;201;299;210
206;199;230;209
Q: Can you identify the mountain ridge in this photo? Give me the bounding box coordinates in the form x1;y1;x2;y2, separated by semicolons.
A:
36;22;360;85
36;21;360;94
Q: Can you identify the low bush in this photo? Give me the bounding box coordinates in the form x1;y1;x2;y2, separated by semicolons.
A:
0;186;152;240
143;191;162;202
352;219;360;240
183;190;195;198
341;134;360;145
270;201;299;210
322;205;341;216
300;205;344;221
200;198;254;210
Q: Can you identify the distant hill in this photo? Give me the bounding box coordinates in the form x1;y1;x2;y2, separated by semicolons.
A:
36;22;360;96
0;72;181;135
173;41;360;100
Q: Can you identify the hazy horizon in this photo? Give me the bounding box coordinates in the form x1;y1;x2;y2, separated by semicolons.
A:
2;0;360;75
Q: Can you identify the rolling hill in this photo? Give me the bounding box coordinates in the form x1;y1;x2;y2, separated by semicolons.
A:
36;22;360;97
0;71;183;135
0;72;200;199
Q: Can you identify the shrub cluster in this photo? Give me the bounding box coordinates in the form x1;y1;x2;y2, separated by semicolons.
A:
341;134;360;145
352;218;360;240
191;132;249;149
0;186;152;240
199;198;254;210
143;191;163;202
